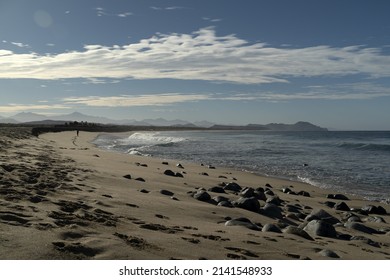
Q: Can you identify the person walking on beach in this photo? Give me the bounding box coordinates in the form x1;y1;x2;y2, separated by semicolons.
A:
76;130;79;136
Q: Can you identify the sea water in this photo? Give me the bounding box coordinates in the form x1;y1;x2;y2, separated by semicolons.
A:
92;130;390;203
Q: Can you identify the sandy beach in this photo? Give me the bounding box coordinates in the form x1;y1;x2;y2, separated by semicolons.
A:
0;127;389;260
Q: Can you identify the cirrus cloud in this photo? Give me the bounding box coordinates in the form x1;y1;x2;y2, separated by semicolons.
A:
0;28;389;84
62;94;211;107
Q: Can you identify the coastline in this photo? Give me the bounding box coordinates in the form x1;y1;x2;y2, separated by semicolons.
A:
1;128;389;259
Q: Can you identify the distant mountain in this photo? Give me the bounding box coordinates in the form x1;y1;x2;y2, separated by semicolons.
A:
8;112;205;127
193;121;215;128
211;121;327;131
6;112;327;131
11;112;47;123
141;118;193;127
51;112;116;124
0;117;19;124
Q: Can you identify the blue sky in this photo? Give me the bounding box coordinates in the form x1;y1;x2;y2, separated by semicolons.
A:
1;0;390;129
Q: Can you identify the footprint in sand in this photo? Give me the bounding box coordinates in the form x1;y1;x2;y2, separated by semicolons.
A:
0;211;32;227
181;237;201;244
52;241;101;257
114;232;155;250
139;223;184;234
225;246;259;258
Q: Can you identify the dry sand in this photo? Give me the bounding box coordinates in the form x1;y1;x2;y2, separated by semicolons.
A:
0;127;389;260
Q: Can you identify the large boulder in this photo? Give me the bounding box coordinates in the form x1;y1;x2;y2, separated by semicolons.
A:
334;202;350;211
193;190;211;202
224;182;242;192
261;203;283;219
303;220;337;238
283;226;314;241
344;222;378;234
163;169;176;176
305;209;340;225
361;205;387;215
233;197;261;212
208;186;226;193
262;223;282;233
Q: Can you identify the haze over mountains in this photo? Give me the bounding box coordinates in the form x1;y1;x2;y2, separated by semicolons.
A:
0;112;327;131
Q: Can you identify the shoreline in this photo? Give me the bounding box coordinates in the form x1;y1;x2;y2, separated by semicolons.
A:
91;130;387;204
1;128;389;259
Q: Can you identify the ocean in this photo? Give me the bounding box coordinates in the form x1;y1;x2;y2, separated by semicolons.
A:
92;130;390;203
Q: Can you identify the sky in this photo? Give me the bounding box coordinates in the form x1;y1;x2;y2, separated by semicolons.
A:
1;0;390;130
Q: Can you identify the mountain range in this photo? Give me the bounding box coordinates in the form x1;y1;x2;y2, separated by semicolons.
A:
0;112;327;131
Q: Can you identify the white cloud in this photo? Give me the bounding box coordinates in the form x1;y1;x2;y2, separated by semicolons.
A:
151;6;184;11
10;42;30;48
63;94;211;107
0;28;389;84
202;17;222;22
0;103;69;113
95;7;132;17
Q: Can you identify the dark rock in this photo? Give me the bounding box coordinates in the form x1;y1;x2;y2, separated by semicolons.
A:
254;190;267;201
337;233;352;240
175;172;184;178
208;186;226;193
201;172;209;176
193;190;211;202
256;187;265;193
297;191;310;197
224;182;242;192
264;189;274;196
218;201;234;208
139;189;149;193
212;196;230;204
261;203;283;219
160;190;174;196
123;174;132;180
361;205;387;215
207;165;216;169
265;183;273;188
162;161;169;165
326;193;349;200
134;177;145;182
176;163;184;169
233;197;261;212
350;236;381;247
163;170;176;177
334;202;350;211
266;196;282;206
364;216;386;223
240;187;255;198
282;226;314;241
285;204;302;213
305;209;340;225
262;223;282;233
303;220;337;238
282;187;292;194
319;249;339;258
225;217;261;231
345;214;362;223
324;201;336;208
344;222;378;234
